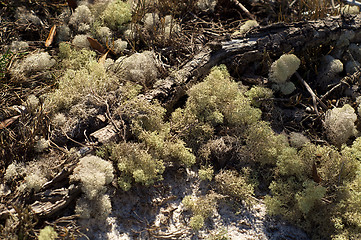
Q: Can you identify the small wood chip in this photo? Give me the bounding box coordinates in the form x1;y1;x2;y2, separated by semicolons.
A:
45;25;56;47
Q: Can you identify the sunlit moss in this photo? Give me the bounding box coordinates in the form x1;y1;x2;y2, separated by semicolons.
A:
101;0;132;30
295;180;326;215
171;65;261;150
246;121;288;165
182;192;220;230
215;169;254;205
199;165;214;181
111;142;165;191
265;141;361;238
245;86;273;107
38;226;58;240
46;62;119;112
58;42;96;70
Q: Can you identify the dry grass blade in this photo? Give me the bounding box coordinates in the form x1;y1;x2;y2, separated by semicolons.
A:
0;115;20;130
98;50;109;65
87;37;106;54
45;25;56;47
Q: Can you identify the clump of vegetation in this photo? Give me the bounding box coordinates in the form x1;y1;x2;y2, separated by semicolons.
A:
245;121;288;165
108;96;196;190
233;20;259;36
75;194;112;220
20;52;55;73
198;136;238;168
38;226;58;240
265;141;361;238
95;26;112;44
46;43;119;112
122;97;196;166
110;142;165;191
101;0;132;30
182;192;221;230
72;34;91;48
272;81;296;95
214;169;254;206
269;54;300;84
324;104;357;147
113;39;128;54
333;169;361;239
295;180;327;215
71;155;114;200
139;129;196;167
171;65;261;150
24;170;47;192
268;54;300;95
350;136;361;161
4;162;25;182
199;165;214;181
58;42;96;70
70;155;114;219
34;137;49;153
317;55;344;87
9;41;29;52
341;4;360;14
10;52;55;79
245;86;273;107
186;65;261;126
69;5;94;32
288;132;310;149
115;51;160;88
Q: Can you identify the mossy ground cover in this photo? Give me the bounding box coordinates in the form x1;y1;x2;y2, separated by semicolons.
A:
0;0;361;239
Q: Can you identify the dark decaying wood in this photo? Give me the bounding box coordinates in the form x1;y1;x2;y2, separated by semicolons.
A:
31;185;81;217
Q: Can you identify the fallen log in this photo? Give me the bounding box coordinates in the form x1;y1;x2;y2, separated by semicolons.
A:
143;14;361;109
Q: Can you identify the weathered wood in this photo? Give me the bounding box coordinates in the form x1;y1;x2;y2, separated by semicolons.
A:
143;14;361;109
0;185;81;219
90;121;119;144
41;164;77;191
31;185;81;218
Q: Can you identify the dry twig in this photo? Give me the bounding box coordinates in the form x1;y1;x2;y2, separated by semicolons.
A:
295;72;328;114
321;70;361;101
229;0;255;20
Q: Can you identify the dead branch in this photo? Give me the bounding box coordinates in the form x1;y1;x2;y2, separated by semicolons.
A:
321;70;361;101
229;0;255;20
295;72;328;114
